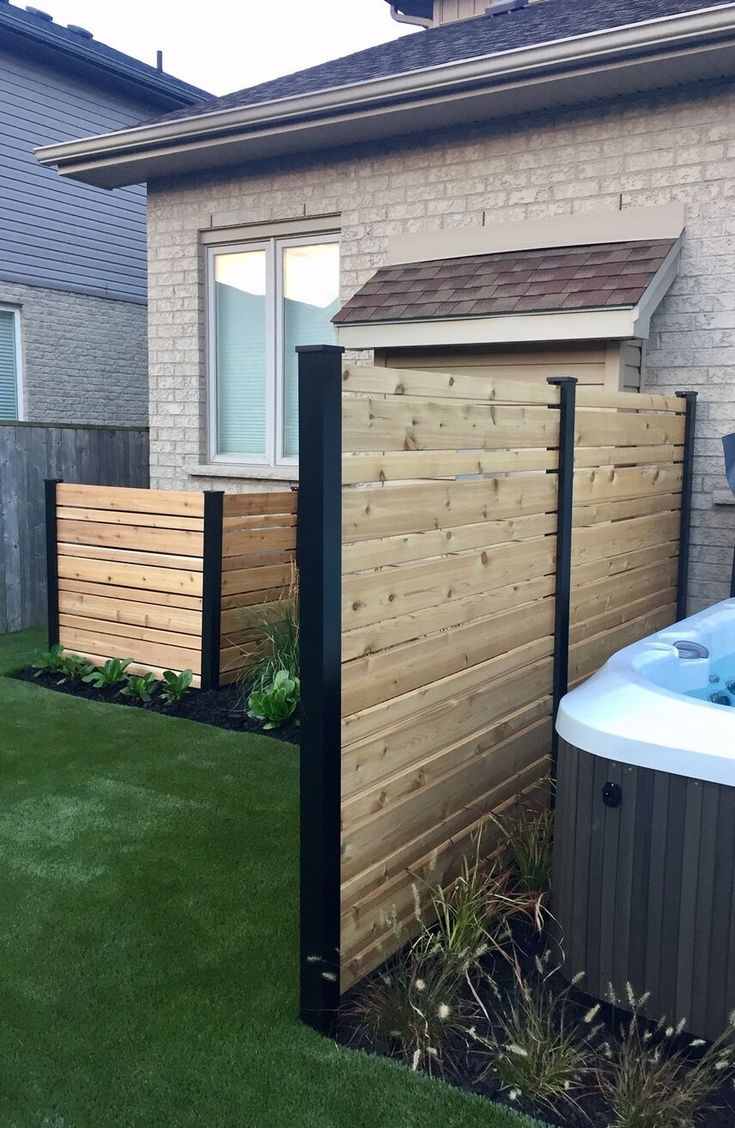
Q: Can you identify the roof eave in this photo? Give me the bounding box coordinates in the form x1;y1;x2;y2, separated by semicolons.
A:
0;9;208;107
335;307;643;349
35;3;735;188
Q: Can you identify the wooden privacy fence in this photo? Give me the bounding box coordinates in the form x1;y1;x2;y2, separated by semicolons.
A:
0;422;148;635
46;483;297;688
296;346;692;1032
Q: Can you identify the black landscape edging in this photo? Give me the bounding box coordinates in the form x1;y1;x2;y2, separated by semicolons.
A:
12;667;301;745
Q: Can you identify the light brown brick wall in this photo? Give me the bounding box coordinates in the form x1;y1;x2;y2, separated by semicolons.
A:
147;83;735;611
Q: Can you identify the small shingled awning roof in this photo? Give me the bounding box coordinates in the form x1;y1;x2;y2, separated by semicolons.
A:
333;239;676;326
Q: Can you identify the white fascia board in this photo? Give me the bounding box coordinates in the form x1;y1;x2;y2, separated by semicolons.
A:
335;307;639;349
34;5;735;188
632;238;683;337
387;205;686;265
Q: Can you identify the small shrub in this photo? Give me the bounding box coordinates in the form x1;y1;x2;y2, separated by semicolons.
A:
471;957;596;1114
32;644;66;676
159;669;193;706
247;668;300;730
598;987;735;1128
352;932;467;1074
82;657;132;689
58;653;94;682
121;672;156;705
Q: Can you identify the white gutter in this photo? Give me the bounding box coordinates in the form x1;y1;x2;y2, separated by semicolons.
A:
36;3;735;184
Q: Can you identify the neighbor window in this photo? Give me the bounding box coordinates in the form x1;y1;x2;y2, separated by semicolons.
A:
0;306;21;421
208;236;340;465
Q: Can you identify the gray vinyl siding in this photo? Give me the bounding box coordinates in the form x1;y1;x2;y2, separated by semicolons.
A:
0;46;160;303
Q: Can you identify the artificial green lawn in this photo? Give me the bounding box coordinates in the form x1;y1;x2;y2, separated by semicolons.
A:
0;630;543;1128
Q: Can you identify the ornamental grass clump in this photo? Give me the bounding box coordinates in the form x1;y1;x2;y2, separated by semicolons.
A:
598;986;735;1128
491;801;554;896
242;564;300;694
352;932;467;1075
469;953;598;1115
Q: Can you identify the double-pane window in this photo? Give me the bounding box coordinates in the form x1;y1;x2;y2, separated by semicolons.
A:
209;236;339;464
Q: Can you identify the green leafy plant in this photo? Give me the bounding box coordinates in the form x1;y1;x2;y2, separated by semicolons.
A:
598;986;735;1128
58;653;94;682
82;657;132;689
247;669;300;730
470;955;596;1114
159;669;193;706
352;931;467;1075
121;672;157;705
31;643;66;677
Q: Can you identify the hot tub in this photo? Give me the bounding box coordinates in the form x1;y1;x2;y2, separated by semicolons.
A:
553;599;735;1040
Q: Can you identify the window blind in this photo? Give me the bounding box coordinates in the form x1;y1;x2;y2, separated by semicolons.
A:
0;311;18;421
214;251;267;457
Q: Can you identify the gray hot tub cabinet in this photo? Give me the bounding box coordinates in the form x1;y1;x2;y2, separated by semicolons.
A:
553;740;735;1041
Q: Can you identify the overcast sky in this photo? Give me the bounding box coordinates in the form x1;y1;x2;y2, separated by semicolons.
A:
35;0;416;97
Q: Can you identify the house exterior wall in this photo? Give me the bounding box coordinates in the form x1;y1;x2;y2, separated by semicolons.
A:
146;82;735;611
0;45;155;303
0;280;148;426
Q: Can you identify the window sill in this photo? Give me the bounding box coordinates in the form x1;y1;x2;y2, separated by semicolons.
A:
713;490;735;507
187;463;298;483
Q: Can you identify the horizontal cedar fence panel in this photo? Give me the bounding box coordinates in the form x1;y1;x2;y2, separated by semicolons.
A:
54;483;206;686
49;484;297;690
339;365;560;990
0;423;148;635
297;351;692;1019
569;388;685;683
218;491;297;685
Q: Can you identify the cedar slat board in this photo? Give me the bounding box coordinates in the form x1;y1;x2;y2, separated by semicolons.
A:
218;491;297;685
338;364;686;993
55;484;206;682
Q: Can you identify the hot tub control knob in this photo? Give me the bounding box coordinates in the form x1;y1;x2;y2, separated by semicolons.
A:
602;782;622;808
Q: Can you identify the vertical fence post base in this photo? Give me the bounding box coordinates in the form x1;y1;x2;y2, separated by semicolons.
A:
297;344;344;1035
546;378;577;790
44;478;62;649
201;491;224;692
676;391;697;620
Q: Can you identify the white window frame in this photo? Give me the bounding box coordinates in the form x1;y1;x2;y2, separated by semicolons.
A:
0;304;23;422
206;232;339;467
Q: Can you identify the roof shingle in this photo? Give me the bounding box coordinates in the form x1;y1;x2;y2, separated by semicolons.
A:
151;0;730;125
332;239;676;325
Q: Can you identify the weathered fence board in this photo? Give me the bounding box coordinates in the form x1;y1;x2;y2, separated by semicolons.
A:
0;423;148;635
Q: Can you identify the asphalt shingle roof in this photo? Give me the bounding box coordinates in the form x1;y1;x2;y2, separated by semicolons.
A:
153;0;730;124
332;239;676;324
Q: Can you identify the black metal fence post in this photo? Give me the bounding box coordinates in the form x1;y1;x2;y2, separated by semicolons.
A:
201;490;224;691
44;478;62;648
676;391;697;619
547;378;577;782
296;343;344;1035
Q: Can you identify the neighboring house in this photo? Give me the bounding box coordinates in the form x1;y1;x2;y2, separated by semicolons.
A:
37;0;735;608
0;2;207;426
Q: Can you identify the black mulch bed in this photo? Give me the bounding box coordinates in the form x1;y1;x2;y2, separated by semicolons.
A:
14;667;301;745
339;924;735;1128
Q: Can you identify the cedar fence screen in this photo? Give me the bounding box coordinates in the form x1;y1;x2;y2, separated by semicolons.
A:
46;483;297;688
297;345;692;1032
